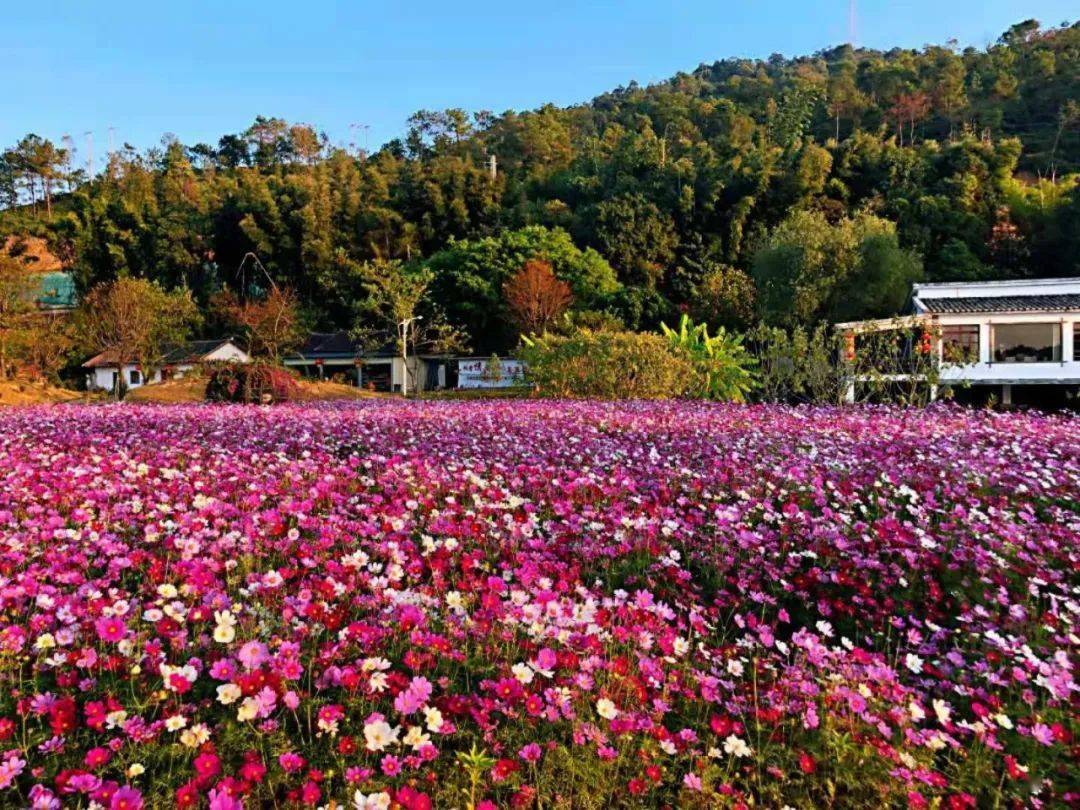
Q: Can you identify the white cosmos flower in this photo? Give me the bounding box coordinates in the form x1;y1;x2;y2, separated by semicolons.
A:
354;790;392;810
723;734;752;758
217;684;242;705
933;699;951;725
423;706;444;733
363;720;399;752
596;698;619;720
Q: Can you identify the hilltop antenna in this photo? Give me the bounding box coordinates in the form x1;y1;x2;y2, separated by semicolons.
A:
83;131;94;177
61;134;75;190
349;122;370;158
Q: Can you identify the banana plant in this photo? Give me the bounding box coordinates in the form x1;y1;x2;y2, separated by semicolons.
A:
661;314;756;401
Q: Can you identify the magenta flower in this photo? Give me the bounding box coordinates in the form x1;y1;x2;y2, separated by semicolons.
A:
94;617;126;643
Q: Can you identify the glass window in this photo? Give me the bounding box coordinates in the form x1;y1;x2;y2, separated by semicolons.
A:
129;369;141;385
1074;323;1080;362
992;323;1061;363
941;325;979;364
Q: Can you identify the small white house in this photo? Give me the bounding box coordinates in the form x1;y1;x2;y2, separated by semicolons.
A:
84;338;250;391
837;278;1080;403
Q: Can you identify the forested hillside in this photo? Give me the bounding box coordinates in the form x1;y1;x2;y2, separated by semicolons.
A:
2;18;1078;350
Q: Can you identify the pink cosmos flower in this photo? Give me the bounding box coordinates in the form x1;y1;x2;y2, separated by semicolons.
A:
381;754;402;776
109;786;143;810
208;788;244;810
94;617;126;643
518;743;542;763
278;752;305;773
237;641;269;671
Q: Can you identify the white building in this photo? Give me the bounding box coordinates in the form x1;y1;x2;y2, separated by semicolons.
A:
838;278;1080;404
84;338;250;391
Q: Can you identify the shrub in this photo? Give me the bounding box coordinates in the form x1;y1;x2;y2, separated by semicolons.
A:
520;329;692;399
660;315;756;401
748;323;843;404
205;361;298;403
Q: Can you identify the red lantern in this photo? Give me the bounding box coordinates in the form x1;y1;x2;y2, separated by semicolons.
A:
844;333;855;362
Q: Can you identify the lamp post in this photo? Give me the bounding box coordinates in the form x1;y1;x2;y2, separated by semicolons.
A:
399;316;422;397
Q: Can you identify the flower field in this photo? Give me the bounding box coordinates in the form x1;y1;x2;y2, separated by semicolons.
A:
0;402;1076;809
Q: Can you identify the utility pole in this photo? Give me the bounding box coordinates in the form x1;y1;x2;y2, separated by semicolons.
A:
488;154;497;181
398;315;422;397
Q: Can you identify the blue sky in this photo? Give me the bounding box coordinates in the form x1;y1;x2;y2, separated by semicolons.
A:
2;1;1073;159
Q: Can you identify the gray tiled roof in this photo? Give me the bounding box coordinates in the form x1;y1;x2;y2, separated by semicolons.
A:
918;294;1080;314
161;339;236;364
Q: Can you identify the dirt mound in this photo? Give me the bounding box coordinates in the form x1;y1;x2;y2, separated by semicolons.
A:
2;235;64;272
126;375;381;403
0;380;85;406
292;379;382;401
125;376;207;403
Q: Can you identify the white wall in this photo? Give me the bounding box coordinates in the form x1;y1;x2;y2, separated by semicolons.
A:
89;365;167;390
204;344;250;363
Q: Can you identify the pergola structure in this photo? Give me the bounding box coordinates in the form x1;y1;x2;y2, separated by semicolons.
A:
833;314;942;403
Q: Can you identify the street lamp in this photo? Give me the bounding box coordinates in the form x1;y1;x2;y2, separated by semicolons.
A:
398;316;422;397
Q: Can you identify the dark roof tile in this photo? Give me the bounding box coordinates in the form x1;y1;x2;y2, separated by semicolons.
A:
919;294;1080;314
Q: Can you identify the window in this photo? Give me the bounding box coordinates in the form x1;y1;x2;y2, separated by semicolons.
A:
129;369;141;385
941;325;979;364
991;323;1061;363
1075;323;1080;362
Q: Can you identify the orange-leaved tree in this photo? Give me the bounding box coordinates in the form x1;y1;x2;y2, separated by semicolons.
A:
503;259;572;336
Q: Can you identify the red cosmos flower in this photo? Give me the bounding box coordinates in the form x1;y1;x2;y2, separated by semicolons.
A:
946;794;976;810
0;717;15;740
1004;755;1028;780
627;778;648;795
175;781;199;809
524;694;544;716
238;754;266;784
300;780;321;805
395;785;433;810
645;765;662;783
799;752;817;774
710;714;733;737
491;758;519;782
337;735;358;756
84;747;111;769
168;673;192;694
49;696;77;736
193;751;221;786
510;786;536;808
